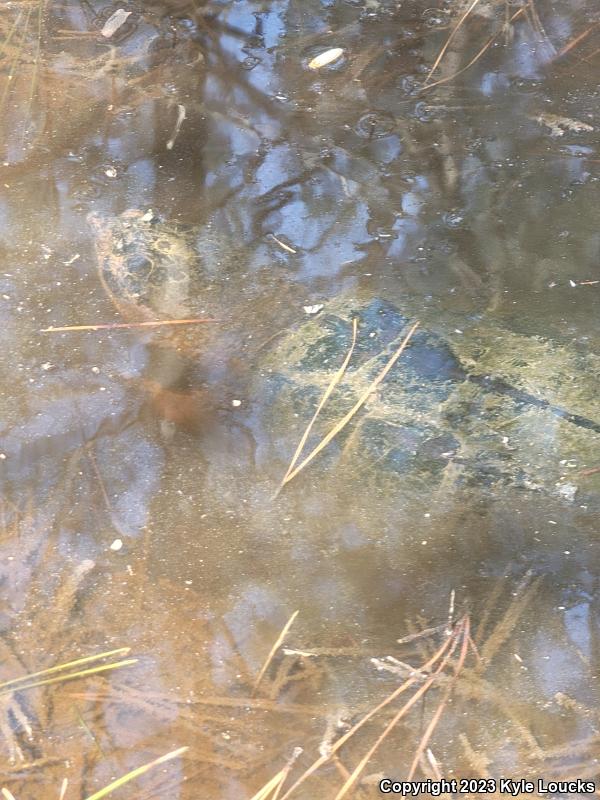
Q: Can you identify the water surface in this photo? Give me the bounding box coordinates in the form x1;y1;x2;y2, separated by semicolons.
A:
1;1;599;797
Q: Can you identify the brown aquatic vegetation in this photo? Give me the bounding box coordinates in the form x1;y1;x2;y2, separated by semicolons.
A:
0;546;597;799
263;616;473;800
248;577;599;798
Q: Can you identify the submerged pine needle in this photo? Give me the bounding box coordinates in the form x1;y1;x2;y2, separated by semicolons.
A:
422;6;526;92
405;619;470;784
279;622;456;800
82;747;188;800
250;767;290;800
424;0;482;85
250;748;303;800
279;321;419;490
556;21;598;59
41;318;219;332
332;621;465;800
477;577;541;669
0;658;137;697
0;647;131;692
2;749;188;800
253;610;299;693
251;765;291;800
279;318;358;491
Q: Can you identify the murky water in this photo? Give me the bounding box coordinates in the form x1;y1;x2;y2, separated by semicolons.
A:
1;1;600;797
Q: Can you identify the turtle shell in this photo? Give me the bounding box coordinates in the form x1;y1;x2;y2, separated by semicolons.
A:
259;298;600;503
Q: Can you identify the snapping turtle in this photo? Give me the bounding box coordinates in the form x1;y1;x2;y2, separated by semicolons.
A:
87;208;307;337
261;298;600;502
88;209;196;322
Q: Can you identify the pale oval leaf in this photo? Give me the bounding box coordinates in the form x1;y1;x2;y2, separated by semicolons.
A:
308;48;344;70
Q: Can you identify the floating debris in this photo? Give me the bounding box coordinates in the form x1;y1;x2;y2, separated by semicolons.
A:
268;233;297;254
307;48;345;70
110;538;123;551
100;9;133;39
166;104;187;150
303;304;324;316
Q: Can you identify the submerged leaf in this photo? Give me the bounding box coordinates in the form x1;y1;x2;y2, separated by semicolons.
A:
307;48;344;70
100;9;132;39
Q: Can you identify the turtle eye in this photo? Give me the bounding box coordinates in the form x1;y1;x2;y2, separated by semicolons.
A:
128;255;153;275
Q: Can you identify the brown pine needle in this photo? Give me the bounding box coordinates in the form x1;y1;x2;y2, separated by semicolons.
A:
279;321;419;490
250;767;290;800
397;624;447;645
40;318;219;332
405;619;470;785
279;318;358;491
279;624;454;800
333;622;464;800
253;610;299;693
421;6;526;92
0;747;188;800
580;465;600;477
424;0;482;85
556;22;598;59
250;749;303;800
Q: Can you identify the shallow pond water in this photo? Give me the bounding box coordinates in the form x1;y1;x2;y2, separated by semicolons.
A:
1;1;600;798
